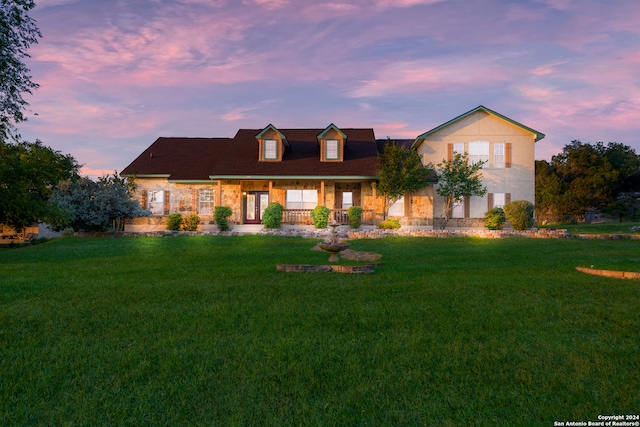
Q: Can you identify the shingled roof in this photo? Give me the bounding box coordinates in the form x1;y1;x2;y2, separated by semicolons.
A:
122;128;381;181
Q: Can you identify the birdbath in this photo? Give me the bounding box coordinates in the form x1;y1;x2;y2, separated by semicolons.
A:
317;221;350;262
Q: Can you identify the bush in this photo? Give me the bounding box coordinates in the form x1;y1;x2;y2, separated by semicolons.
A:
262;202;285;229
378;218;401;229
311;206;331;229
166;213;182;231
347;206;363;229
214;206;233;231
503;200;535;230
484;207;506;230
182;214;200;231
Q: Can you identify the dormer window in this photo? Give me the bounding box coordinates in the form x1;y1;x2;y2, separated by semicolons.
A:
326;139;339;160
317;124;347;162
256;124;288;162
264;139;277;160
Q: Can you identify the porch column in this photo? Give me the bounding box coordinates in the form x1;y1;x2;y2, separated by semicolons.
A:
320;181;325;207
268;181;273;202
371;181;378;225
216;180;222;206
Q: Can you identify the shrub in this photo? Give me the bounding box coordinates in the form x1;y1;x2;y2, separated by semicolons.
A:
484;207;506;230
378;218;401;229
311;206;331;229
347;206;363;229
503;200;535;230
214;206;233;231
166;213;182;231
182;214;200;231
262;202;285;229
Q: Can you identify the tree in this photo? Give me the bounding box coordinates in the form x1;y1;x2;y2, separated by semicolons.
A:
377;140;433;218
0;139;79;229
49;172;149;232
0;0;41;139
429;152;487;228
535;141;640;222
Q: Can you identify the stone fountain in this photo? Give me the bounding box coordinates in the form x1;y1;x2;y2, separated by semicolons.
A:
317;221;350;262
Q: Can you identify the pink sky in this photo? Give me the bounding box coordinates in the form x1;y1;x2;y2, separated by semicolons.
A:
18;0;640;177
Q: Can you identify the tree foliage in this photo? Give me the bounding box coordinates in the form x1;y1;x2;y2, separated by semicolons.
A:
535;141;640;222
377;140;433;217
429;153;487;228
0;139;79;229
50;172;149;232
0;0;41;139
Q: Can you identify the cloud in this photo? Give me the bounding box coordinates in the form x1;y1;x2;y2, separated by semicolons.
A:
375;0;444;8
348;57;510;98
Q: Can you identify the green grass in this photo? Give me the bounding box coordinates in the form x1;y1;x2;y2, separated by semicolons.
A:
1;235;639;426
540;221;640;234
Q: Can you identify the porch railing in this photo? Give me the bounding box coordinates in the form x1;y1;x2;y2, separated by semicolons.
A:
282;209;375;225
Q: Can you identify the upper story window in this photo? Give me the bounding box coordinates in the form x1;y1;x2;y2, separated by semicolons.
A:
326;139;339;160
468;141;489;165
494;143;505;168
264;139;277;160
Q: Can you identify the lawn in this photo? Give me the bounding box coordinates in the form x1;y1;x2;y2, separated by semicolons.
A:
540;221;640;235
1;235;639;426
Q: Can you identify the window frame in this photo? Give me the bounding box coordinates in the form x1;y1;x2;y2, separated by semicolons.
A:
326;139;339;160
493;143;505;168
468;141;489;165
285;189;318;210
264;139;278;160
148;190;164;216
388;196;405;217
198;189;215;215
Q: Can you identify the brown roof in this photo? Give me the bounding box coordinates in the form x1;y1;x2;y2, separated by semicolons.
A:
122;128;381;181
121;137;231;180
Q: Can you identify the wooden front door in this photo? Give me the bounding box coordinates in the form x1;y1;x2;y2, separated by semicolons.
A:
244;191;269;224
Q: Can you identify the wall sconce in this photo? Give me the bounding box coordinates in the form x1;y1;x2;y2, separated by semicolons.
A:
242;191;247;196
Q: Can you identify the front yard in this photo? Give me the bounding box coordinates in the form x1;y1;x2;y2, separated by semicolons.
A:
1;235;638;425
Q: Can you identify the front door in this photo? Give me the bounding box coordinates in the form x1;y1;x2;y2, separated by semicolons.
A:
244;191;269;224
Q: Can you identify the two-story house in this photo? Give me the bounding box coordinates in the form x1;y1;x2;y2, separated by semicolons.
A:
121;106;544;230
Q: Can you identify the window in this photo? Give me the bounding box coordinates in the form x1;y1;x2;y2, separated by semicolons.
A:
468;141;489;165
342;192;353;209
326;139;339;160
199;189;215;215
453;143;464;155
494;143;505;168
452;199;464;218
286;189;318;210
264;139;277;160
148;190;164;215
493;193;506;208
388;197;404;217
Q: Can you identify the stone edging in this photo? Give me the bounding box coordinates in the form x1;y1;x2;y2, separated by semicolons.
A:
276;264;380;274
575;267;640;280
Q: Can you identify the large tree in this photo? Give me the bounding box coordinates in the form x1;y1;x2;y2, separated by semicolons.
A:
430;152;487;228
0;139;80;229
535;141;640;222
376;140;433;218
0;0;41;139
50;173;149;232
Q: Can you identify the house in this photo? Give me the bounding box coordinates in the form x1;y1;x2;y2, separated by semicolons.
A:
121;106;544;231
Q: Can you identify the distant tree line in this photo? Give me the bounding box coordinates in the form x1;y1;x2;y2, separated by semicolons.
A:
536;141;640;224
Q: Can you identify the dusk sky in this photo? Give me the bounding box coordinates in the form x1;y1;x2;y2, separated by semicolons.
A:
18;0;640;177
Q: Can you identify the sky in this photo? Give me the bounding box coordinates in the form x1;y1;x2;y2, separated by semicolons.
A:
17;0;640;177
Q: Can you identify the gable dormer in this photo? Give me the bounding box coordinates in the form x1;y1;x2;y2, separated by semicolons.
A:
255;124;288;161
317;124;347;162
